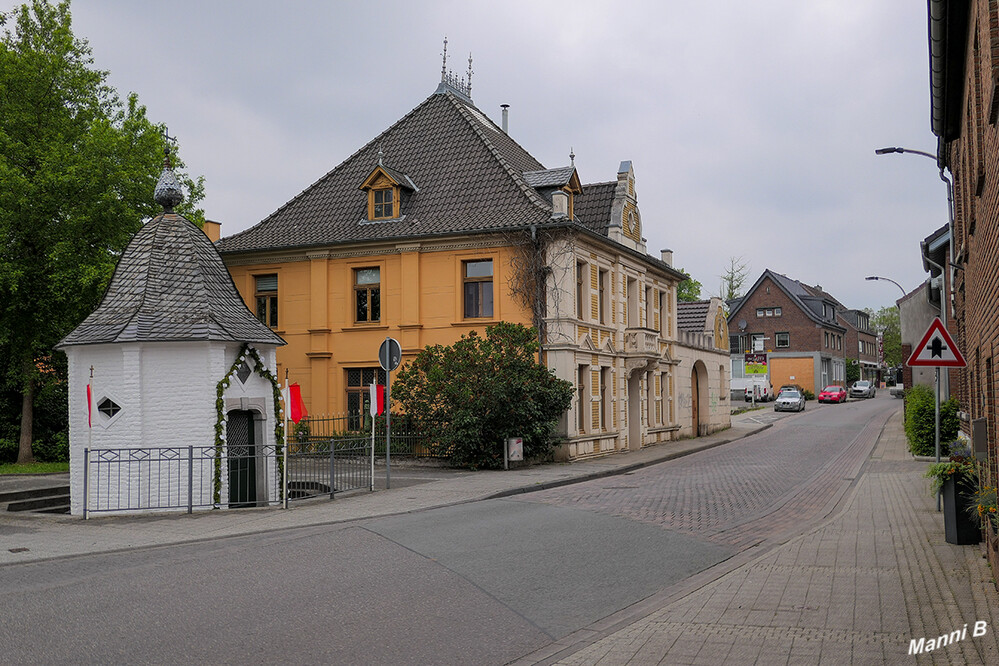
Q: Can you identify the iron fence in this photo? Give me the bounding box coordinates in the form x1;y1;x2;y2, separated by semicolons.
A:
83;444;283;517
286;437;372;501
291;413;441;459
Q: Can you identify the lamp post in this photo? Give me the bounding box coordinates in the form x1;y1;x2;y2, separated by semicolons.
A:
865;276;904;387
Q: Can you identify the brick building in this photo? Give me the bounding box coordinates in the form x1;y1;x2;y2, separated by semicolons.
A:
929;0;999;570
728;269;853;395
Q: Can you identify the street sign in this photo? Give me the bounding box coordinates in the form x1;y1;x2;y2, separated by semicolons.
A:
379;337;402;372
907;317;966;367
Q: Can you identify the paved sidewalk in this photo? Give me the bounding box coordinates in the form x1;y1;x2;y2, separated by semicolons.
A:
533;410;999;665
0;411;770;566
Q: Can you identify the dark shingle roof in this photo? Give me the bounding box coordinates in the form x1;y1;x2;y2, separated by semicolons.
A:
677;300;711;333
573;180;616;236
523;166;575;189
217;91;554;254
58;214;285;347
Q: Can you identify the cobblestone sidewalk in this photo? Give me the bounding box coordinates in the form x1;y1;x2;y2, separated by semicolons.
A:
543;411;999;665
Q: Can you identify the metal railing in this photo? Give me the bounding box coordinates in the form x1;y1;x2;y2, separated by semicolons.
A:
82;439;376;517
291;414;440;459
286;437;372;501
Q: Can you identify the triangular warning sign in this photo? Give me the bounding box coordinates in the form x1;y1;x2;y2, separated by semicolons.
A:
907;317;966;367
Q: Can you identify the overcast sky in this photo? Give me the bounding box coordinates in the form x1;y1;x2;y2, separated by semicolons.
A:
58;0;946;312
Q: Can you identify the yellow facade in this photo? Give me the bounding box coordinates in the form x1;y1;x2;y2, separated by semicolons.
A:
226;240;532;416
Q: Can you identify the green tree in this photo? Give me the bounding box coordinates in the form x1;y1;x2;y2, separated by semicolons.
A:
1;1;204;463
392;322;575;469
676;268;702;302
845;358;860;385
867;306;901;367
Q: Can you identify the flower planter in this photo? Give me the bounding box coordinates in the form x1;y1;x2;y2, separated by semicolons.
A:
942;475;981;545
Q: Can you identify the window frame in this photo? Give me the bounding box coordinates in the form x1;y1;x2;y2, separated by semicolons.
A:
775;332;790;348
254;274;278;328
345;367;387;430
372;187;395;220
353;267;381;323
462;259;494;319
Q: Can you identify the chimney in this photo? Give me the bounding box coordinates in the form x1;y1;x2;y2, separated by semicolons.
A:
203;220;221;243
660;248;673;266
501;104;509;133
551;191;568;218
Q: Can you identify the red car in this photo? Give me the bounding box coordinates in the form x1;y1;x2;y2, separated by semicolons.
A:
818;385;847;403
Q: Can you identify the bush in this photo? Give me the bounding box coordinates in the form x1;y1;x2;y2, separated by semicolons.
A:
904;384;960;456
393;323;574;469
0;438;16;464
801;389;815;401
32;431;69;462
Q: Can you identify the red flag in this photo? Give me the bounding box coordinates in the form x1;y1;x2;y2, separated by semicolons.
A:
289;383;308;424
376;384;385;416
86;383;92;428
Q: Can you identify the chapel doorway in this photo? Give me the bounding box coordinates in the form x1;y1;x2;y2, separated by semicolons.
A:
227;409;257;508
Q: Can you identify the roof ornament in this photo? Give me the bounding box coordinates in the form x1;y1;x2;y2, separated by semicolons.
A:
441;36;448;81
377;145;384;166
467;52;473;96
153;127;183;213
570;147;575;167
435;37;473;102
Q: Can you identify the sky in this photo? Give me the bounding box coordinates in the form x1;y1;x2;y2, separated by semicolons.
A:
50;0;948;312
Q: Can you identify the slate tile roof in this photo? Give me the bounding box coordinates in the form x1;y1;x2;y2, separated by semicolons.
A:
58;214;285;347
217;90;560;254
573;181;617;236
677;300;711;333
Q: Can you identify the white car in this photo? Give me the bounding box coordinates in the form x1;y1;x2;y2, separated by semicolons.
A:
744;384;773;402
850;380;876;399
774;390;805;412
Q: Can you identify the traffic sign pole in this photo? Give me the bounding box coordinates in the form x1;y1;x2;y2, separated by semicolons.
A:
378;337;402;491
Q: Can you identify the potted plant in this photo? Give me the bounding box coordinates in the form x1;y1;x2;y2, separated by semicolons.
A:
925;454;981;545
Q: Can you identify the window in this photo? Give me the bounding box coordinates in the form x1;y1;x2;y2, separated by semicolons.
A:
346;367;386;430
97;397;121;419
824;332;829;348
373;188;394;219
776;332;789;348
576;262;586;320
598;269;608;324
774;307;781;317
255;274;278;328
756;308;764;318
463;260;493;318
577;365;588;433
751;334;764;351
354;267;380;322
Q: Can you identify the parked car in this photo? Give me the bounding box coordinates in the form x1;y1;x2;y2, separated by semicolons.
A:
889;383;905;398
778;384;804;397
849;380;876;399
744;383;774;402
774;389;805;412
818;385;847;403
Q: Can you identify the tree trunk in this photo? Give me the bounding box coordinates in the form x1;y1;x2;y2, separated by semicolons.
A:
17;371;35;465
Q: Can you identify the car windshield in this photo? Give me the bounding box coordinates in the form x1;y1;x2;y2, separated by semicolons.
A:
823;386;842;392
781;391;800;399
855;381;869;388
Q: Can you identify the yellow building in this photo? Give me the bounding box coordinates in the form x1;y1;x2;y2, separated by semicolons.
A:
218;72;730;458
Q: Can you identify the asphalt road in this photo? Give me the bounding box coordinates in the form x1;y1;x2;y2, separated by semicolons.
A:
0;396;895;665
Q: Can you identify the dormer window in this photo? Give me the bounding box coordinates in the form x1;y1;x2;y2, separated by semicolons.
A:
373;188;394;219
359;158;416;222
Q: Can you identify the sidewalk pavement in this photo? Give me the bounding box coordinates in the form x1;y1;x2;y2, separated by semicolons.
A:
529;409;999;666
3;407;999;665
0;411;770;567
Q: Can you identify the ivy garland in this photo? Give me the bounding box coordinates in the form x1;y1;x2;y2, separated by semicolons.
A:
213;343;285;506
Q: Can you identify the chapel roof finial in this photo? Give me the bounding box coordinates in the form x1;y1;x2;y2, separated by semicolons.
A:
153;127;184;213
467;52;473;96
441;36;448;81
570;147;575;166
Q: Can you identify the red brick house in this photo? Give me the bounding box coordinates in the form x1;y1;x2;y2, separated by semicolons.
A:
728;269;848;395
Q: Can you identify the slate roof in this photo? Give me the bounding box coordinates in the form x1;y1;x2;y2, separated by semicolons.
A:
217;89;556;254
523;166;576;189
730;269;846;332
58;213;285;347
572;181;617;236
677;300;711;333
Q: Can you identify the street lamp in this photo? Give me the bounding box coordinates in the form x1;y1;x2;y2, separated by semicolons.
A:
865;275;906;298
874;146;937;160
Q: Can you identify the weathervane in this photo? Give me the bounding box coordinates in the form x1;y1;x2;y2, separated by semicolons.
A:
441;36;448;81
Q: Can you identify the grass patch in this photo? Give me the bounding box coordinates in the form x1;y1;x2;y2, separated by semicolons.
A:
0;461;69;475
